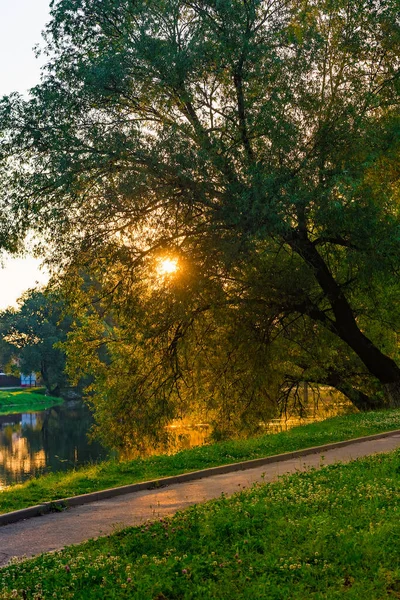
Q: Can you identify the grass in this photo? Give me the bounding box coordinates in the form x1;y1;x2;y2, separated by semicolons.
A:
2;448;400;598
0;387;63;415
0;407;399;515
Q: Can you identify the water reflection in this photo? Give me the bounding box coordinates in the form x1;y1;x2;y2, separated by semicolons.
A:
145;393;353;456
0;402;110;489
266;397;352;433
0;392;353;489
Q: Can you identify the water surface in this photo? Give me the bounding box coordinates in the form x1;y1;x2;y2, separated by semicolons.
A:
0;401;110;489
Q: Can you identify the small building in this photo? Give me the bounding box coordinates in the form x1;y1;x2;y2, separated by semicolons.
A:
20;373;37;387
0;372;21;387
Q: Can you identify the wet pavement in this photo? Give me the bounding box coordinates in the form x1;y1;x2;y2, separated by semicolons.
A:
1;433;400;566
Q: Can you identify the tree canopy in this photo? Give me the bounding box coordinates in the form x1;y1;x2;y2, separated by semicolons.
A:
0;290;71;395
0;0;399;447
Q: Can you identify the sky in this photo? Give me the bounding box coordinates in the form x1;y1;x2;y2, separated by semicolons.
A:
0;0;52;310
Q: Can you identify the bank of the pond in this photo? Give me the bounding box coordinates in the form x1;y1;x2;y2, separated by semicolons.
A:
0;388;63;415
1;408;400;515
2;448;400;599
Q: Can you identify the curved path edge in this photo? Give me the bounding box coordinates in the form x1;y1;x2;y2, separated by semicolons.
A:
2;428;400;527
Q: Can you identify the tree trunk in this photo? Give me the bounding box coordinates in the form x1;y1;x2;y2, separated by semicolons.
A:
40;364;50;394
49;384;61;397
40;362;59;396
290;235;400;407
383;382;400;408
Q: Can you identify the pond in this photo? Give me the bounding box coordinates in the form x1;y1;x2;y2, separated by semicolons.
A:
0;390;352;489
0;401;111;490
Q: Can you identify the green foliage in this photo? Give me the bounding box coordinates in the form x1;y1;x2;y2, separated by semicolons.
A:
1;407;400;515
0;290;72;395
3;448;400;598
1;0;400;442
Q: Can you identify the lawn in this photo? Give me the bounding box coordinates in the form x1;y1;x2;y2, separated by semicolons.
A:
1;448;400;599
0;407;399;514
0;387;63;415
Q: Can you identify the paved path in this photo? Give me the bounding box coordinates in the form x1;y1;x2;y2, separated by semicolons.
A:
1;433;400;567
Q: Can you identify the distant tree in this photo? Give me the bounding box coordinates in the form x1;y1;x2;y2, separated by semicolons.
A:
0;290;71;396
0;0;399;445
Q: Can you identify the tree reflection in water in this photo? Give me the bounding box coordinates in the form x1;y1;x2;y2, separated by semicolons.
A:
0;402;110;489
0;392;351;489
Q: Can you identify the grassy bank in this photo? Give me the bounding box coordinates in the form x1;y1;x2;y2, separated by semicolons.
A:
2;449;400;599
0;388;63;415
0;408;399;515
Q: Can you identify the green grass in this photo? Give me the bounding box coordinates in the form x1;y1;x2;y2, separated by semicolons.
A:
0;408;400;515
0;387;63;415
2;449;400;599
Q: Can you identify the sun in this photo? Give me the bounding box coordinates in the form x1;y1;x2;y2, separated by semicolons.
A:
157;257;179;276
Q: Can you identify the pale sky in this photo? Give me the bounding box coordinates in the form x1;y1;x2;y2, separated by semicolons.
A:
0;0;51;310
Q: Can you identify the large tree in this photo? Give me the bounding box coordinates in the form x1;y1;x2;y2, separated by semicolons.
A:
0;290;71;395
0;0;400;444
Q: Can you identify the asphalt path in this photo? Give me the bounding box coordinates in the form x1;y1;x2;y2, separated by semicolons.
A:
1;433;400;567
